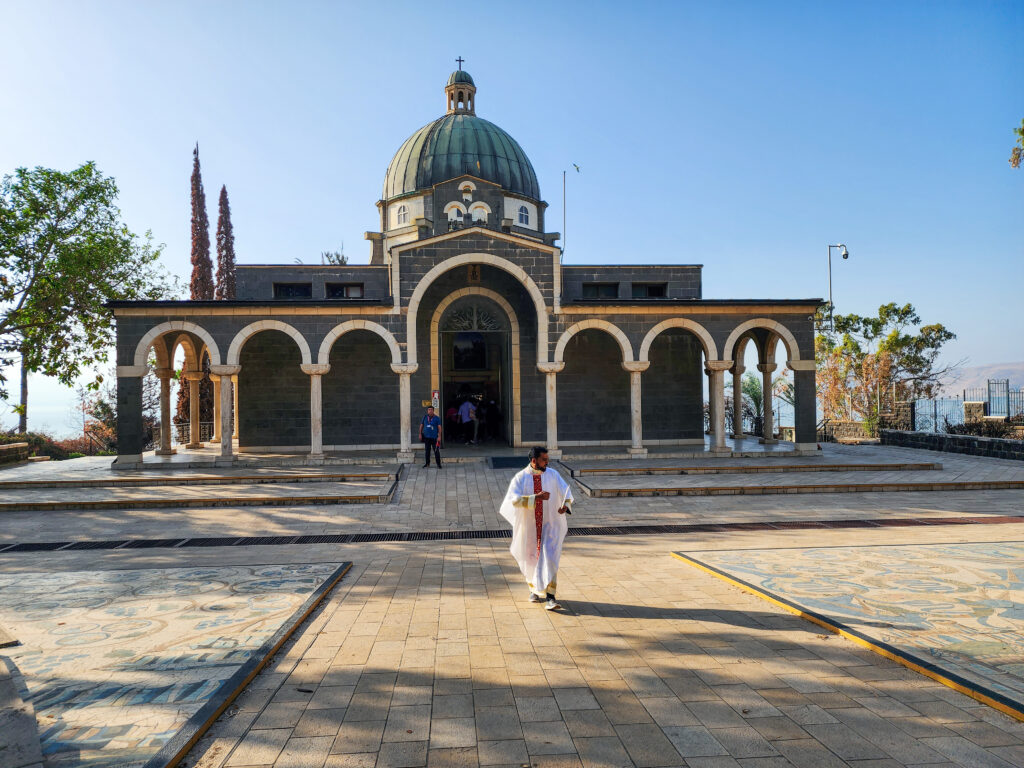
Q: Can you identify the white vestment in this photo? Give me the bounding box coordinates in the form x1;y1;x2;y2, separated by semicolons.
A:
499;466;575;597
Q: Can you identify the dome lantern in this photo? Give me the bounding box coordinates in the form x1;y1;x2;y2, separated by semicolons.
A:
445;58;476;115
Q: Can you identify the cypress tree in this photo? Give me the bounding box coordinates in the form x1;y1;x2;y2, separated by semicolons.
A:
189;144;214;300
215;185;237;300
178;145;215;436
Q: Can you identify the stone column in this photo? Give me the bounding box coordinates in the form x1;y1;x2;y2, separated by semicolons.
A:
789;360;818;451
758;362;778;444
301;364;330;461
705;368;715;439
731;365;746;439
155;367;175;456
232;375;239;439
623;361;650;457
707;361;733;453
538;362;564;459
114;365;147;467
391;363;418;462
182;370;205;449
210;365;240;461
210;376;221;444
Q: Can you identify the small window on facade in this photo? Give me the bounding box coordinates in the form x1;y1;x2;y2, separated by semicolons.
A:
631;283;668;299
471;207;487;223
273;283;312;299
582;282;618;299
326;283;364;299
518;205;529;225
396;205;408;225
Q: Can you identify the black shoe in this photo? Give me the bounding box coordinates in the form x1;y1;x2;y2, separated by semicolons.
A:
423;464;430;468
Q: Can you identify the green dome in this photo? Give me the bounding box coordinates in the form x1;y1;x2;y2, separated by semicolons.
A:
447;70;475;86
383;113;541;201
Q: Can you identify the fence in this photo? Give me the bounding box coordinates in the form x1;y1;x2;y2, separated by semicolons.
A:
912;398;965;433
169;422;215;445
962;380;1024;423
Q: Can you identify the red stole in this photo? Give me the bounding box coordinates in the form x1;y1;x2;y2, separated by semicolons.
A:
532;473;544;555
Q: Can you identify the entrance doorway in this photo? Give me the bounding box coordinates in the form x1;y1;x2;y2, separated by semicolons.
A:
439;298;512;446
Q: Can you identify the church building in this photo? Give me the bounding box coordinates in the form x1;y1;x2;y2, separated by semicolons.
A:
111;68;821;466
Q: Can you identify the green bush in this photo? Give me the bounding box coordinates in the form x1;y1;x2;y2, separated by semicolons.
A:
943;419;1020;439
0;430;72;460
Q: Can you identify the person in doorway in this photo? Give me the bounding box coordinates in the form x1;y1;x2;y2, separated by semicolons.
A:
498;446;574;611
419;405;443;468
458;397;479;444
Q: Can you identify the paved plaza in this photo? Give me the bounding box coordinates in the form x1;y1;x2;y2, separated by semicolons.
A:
1;443;1023;767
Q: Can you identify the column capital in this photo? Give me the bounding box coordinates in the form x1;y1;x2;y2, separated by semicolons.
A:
182;370;206;382
706;360;734;372
757;363;778;373
537;362;565;374
787;359;816;371
210;364;241;376
154;367;174;380
391;363;418;375
622;361;650;373
301;363;331;376
116;365;148;378
732;365;745;376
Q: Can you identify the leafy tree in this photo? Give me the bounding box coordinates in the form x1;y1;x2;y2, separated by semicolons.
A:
0;162;176;424
815;303;958;425
189;144;214;299
215;185;236;299
1011;118;1024;169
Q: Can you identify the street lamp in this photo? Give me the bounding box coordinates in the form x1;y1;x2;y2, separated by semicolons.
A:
827;243;849;331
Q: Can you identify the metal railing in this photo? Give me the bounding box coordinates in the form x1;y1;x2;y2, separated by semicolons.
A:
913;398;964;433
171;422;215;445
961;380;1023;423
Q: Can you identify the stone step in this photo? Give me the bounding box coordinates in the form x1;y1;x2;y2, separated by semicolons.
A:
564;462;942;477
0;478;397;512
0;467;396;490
0;657;43;768
576;471;1024;498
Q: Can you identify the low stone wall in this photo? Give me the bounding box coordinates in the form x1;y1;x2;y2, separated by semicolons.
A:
0;442;30;466
819;421;870;442
881;429;1024;461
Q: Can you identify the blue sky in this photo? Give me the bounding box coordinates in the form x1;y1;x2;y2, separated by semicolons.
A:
1;0;1021;434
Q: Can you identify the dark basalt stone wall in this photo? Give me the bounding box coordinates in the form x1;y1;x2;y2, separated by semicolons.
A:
323;330;399;446
238;330;310;448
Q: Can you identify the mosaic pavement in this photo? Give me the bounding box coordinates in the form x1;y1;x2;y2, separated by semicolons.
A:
0;563;345;768
677;540;1024;715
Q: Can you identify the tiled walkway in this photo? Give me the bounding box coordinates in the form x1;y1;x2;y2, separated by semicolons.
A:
1;443;1023;767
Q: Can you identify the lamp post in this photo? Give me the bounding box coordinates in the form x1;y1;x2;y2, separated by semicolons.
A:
827;243;849;331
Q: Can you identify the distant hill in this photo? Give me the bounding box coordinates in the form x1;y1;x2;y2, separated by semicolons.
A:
940;362;1024;395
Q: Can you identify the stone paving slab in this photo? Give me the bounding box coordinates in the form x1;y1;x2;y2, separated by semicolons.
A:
563;461;943;476
166;533;1024;768
673;541;1024;721
0;562;349;768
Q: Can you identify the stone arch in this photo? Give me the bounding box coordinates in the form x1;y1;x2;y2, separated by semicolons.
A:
638;318;718;362
722;318;801;363
554;319;633;364
406;253;549;367
443;201;467;217
133;321;221;368
227;320;312;366
318;320;401;366
429;287;522;447
170;334;200;372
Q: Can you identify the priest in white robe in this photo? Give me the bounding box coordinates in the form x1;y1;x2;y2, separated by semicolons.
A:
499;446;574;610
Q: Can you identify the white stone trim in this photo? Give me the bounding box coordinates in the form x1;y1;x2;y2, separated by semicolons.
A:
406;253;550;367
638;318;718;362
723;318;802;362
443;201;468;218
429;287;522;447
553;319;633;363
317;320;402;366
226;320;312;366
133;320;222;368
787;359;816;371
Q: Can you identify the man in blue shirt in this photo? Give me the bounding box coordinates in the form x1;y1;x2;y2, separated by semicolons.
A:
419;406;443;468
